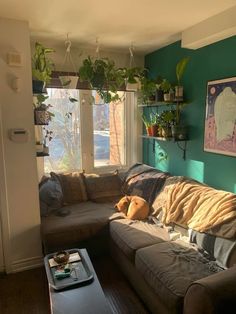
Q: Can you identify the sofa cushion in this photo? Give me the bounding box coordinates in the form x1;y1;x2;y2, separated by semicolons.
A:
122;163;169;206
39;177;63;216
51;171;87;205
84;172;122;203
110;219;169;262
41;201;123;253
135;240;219;312
189;229;236;268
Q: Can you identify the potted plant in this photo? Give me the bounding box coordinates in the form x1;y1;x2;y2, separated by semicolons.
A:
32;42;54;94
34;94;54;125
142;114;153;136
160;79;174;102
43;128;53;154
155;76;164;102
159;110;176;138
150;113;161;137
124;67;145;91
175;57;190;101
79;56;124;103
138;77;157;105
59;76;79;89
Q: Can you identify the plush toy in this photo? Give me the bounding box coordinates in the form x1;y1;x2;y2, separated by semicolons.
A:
115;195;149;220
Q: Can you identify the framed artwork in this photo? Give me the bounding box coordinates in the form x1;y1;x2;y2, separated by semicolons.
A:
204;77;236;157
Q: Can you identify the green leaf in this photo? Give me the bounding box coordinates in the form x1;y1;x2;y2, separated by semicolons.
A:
176;57;190;85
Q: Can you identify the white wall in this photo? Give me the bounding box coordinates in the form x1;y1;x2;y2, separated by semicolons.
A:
0;18;42;273
31;40;144;72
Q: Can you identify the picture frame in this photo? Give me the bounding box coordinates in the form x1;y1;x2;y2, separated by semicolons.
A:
204;77;236;157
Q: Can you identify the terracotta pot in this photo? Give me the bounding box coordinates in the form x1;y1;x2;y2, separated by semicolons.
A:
151;124;159;137
146;126;153;136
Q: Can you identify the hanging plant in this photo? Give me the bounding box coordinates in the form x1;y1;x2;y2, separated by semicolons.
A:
79;56;125;103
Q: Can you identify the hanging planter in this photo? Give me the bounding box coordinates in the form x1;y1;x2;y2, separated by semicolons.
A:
59;75;79;89
59;36;79;89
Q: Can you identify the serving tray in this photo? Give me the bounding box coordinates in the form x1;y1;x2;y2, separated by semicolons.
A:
44;248;94;291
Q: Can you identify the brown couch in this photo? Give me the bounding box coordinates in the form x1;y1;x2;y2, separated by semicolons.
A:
40;164;236;314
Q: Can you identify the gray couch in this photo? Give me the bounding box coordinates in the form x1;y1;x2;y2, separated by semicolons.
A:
40;164;236;314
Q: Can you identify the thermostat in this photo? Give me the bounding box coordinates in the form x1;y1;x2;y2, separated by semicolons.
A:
9;128;29;143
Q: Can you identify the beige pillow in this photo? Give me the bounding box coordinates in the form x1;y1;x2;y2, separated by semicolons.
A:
50;171;87;205
83;172;122;203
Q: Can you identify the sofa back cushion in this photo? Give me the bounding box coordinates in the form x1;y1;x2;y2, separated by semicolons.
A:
122;163;169;206
51;171;87;205
39;176;64;216
189;229;236;268
84;172;122;203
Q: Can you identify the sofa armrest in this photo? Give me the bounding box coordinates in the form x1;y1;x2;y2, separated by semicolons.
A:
184;266;236;314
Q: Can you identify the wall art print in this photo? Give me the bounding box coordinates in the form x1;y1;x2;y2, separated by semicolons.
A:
204;77;236;157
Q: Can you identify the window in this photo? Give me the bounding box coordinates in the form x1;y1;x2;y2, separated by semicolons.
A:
42;88;138;174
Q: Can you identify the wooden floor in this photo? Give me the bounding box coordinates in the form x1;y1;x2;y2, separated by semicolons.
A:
0;255;149;314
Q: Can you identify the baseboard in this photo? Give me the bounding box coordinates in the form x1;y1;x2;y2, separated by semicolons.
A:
11;255;43;273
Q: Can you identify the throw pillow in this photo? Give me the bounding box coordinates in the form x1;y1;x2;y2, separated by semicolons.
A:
39;177;64;217
50;171;88;205
83;172;122;203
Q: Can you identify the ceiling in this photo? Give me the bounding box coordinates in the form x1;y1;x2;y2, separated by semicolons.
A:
1;0;236;54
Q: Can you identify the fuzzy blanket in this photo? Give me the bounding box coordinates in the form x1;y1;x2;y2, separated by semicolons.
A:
161;179;236;239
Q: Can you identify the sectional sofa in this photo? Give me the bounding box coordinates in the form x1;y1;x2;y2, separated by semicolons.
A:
40;163;236;314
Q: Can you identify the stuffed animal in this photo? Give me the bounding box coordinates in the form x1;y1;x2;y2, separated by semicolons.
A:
115;195;149;220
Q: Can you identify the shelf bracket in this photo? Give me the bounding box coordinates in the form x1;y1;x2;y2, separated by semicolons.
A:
176;141;187;160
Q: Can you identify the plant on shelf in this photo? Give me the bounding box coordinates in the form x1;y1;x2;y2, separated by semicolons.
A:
79;56;125;103
160;79;174;102
42;128;53;154
175;56;190;101
142;114;153;136
32;42;54;93
159;110;176;138
34;94;55;125
138;77;157;105
155;76;164;102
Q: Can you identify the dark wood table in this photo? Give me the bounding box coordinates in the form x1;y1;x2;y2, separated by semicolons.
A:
48;249;111;314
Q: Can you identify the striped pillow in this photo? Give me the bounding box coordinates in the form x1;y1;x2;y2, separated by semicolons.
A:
50;171;87;205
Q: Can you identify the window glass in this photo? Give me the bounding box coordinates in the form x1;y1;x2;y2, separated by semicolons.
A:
93;91;125;167
44;88;81;173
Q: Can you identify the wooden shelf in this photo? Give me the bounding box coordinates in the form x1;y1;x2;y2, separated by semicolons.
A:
141;135;188;160
36;152;49;157
141;135;188;142
138;102;177;108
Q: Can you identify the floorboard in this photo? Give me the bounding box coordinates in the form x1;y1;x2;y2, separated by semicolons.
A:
0;255;149;314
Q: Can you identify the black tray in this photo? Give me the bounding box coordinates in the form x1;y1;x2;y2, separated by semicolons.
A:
44;248;94;291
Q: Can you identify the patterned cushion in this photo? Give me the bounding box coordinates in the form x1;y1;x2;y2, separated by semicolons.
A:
83;172;122;203
122;163;169;205
39;177;63;216
50;171;87;205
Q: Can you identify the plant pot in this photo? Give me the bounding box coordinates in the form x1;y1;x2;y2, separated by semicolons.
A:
146;126;153;136
32;80;44;94
156;90;164;102
126;78;141;91
151;124;159;137
171;124;187;140
59;76;79;89
148;94;156;102
175;86;183;101
34;109;50;125
161;127;172;138
163;92;174;102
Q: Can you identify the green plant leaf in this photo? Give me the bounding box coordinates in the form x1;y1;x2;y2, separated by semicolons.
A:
176;57;190;85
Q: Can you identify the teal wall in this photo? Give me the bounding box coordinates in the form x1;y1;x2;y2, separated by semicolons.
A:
143;36;236;193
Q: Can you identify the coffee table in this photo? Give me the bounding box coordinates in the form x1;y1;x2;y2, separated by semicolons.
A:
46;248;111;314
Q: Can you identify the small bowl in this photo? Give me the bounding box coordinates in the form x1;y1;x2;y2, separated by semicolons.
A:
53;251;70;264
